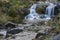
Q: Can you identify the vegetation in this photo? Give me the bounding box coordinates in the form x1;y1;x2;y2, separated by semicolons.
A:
0;0;60;27
0;0;32;23
0;0;60;25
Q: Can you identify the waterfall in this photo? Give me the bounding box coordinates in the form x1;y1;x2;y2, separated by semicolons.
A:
45;3;56;19
25;4;40;20
25;2;56;21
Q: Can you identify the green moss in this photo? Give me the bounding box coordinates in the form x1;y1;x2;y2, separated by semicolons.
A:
36;5;46;14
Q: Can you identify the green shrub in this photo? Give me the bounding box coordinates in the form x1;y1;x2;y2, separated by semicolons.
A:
0;14;9;24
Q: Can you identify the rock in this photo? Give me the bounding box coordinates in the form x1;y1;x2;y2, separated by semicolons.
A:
35;33;47;39
0;28;23;38
38;26;52;34
4;31;37;40
0;24;3;29
0;30;7;38
7;28;23;34
32;32;46;40
4;22;17;29
36;5;46;14
17;8;29;17
54;5;59;16
51;33;60;40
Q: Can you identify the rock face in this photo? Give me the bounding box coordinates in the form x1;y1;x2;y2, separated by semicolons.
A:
51;33;60;40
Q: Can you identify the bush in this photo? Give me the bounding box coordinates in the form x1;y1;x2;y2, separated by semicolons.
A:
0;14;9;24
0;0;31;23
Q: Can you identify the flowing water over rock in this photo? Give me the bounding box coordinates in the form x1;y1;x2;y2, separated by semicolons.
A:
25;2;56;21
45;3;56;18
25;4;40;20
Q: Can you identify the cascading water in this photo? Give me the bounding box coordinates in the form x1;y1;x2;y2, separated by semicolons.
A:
45;3;56;19
25;2;56;21
25;4;40;20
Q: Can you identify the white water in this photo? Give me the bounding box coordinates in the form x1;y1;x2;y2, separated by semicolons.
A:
45;3;56;19
25;2;56;21
25;4;40;20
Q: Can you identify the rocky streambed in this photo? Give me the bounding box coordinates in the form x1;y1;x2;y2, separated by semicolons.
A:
0;21;60;40
1;31;37;40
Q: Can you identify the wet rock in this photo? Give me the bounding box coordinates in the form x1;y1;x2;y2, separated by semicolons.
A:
51;33;60;40
0;30;7;38
7;28;23;34
4;22;17;29
54;6;59;16
0;24;3;29
35;33;47;39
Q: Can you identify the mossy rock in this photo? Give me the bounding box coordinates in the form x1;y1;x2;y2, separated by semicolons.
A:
36;5;46;14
